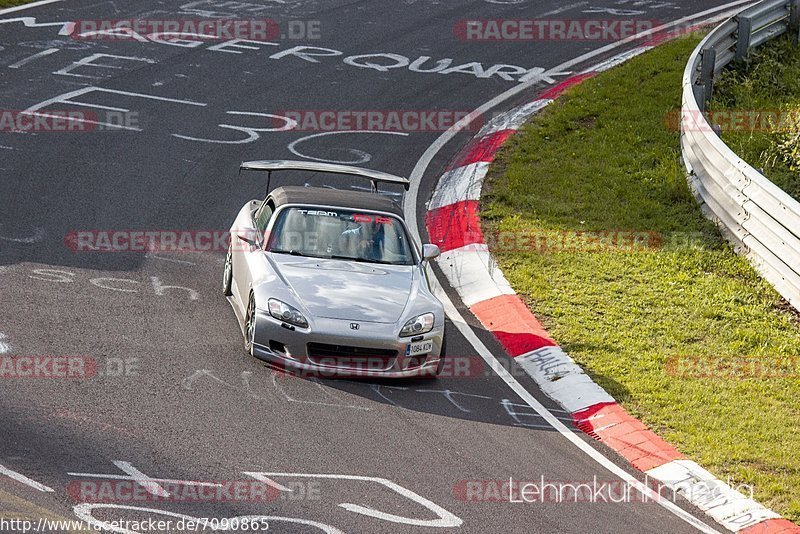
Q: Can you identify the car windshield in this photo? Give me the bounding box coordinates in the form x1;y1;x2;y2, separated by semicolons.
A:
267;207;416;265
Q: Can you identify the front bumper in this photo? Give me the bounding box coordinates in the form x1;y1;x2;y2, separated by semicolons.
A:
251;311;444;378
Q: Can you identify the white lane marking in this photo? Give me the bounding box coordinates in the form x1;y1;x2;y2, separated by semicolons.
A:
8;47;58;69
240;371;272;400
25;111;138;131
309;379;352;402
270;373;370;410
0;0;62;16
244;472;463;528
22;87;206;132
502;399;573;428
173;111;296;144
74;504;345;534
94;86;208;103
368;384;406;406
112;461;169;497
28;268;74;283
183;369;369;409
538;1;589;16
0;463;54;492
150;276;199;300
66;101;129;112
583;6;647;15
145;252;197;265
182;368;244;392
0;333;10;354
260;478;294;492
484;0;527;6
586;46;654;73
414;389;493;414
54;54;155;79
287;130;409;164
68;461;223;498
0;17;74;36
0;227;44;243
403;4;753;533
89;277;139;293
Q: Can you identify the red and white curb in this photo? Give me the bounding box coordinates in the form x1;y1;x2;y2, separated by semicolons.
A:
425;41;799;534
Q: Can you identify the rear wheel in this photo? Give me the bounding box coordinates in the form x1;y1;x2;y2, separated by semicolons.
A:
244;293;256;355
222;246;233;296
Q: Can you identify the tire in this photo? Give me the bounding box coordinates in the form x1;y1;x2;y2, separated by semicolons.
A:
244;293;256;355
222;246;233;296
434;336;447;377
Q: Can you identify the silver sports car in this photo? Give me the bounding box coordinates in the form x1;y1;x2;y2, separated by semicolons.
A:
223;160;446;378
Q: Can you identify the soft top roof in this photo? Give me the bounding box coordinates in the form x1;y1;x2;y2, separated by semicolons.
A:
268;186;404;218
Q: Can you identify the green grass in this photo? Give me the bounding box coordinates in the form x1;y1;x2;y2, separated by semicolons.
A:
482;35;800;521
710;35;800;200
0;0;37;8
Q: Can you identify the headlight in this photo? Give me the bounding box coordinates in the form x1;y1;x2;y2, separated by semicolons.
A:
400;313;435;337
268;298;309;328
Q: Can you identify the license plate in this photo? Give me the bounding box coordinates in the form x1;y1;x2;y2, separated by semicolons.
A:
406;340;433;356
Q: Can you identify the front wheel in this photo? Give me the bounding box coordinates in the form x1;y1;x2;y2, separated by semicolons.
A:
434;336;447;377
244;293;256;355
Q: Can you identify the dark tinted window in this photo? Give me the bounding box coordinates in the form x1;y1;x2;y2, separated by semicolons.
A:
267;207;415;265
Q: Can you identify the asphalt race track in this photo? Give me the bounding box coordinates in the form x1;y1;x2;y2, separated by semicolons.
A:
0;1;740;532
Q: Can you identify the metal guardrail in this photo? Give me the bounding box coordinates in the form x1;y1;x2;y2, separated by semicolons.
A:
681;0;800;311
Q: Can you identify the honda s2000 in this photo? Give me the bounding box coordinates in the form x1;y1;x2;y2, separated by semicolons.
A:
223;160;446;378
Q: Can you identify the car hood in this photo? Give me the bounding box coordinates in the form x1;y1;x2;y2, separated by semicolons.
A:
270;255;415;323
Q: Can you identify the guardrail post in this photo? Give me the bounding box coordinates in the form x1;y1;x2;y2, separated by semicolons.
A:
791;0;800;45
698;48;716;110
735;15;753;60
693;85;706;112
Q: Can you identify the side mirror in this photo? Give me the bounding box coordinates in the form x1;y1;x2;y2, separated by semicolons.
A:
422;244;441;261
235;228;260;247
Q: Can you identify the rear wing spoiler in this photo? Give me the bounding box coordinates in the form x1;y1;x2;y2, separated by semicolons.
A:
239;160;410;195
